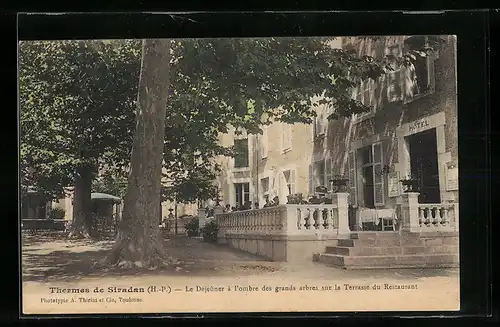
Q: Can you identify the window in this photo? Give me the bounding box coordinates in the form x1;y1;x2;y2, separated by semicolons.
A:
352;79;376;119
313;160;326;190
358;142;385;208
403;36;436;99
260;126;268;159
313;107;327;137
283;170;296;196
281;123;292;151
234;183;250;207
325;158;332;191
261;177;270;203
234;139;249;168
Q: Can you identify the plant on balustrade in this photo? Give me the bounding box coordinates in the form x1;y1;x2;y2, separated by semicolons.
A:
400;174;420;193
308;194;332;205
330;175;349;193
286;193;308;204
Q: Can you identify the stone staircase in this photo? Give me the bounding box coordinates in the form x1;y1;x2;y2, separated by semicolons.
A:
313;231;459;269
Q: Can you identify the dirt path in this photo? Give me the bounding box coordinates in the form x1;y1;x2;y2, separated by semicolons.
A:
22;233;460;314
22;234;282;283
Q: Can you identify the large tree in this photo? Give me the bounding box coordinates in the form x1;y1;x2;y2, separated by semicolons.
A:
106;37;395;267
108;39;172;267
19;40;141;238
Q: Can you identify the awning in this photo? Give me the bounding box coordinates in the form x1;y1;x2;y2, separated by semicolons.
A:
91;192;122;203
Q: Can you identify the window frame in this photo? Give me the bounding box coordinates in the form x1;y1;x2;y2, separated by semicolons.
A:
281;123;292;153
402;36;437;103
233;138;249;168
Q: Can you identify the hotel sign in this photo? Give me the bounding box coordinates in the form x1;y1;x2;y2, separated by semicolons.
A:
446;167;459;191
408;119;430;134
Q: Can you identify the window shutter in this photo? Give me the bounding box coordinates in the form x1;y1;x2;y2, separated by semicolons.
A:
348;151;357;205
387;70;402;102
281;124;291;150
325;158;332;191
276;172;283;202
318;112;323;135
286;124;292;149
260;127;268;158
403;62;418;98
290;169;296;194
308;165;313;194
372;142;385;207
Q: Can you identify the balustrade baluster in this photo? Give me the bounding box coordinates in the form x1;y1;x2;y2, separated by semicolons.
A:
317;208;324;230
442;206;449;227
322;209;329;230
333;208;339;230
425;207;432;227
433;206;441;227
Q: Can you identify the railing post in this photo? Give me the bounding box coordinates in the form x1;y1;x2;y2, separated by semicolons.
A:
214;207;225;242
284;205;299;235
400;192;420;232
331;193;350;237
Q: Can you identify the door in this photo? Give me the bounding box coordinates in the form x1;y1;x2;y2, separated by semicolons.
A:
408;128;440;203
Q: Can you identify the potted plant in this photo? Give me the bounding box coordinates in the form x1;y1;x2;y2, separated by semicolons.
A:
330;175;349;193
201;220;219;243
184;217;200;237
315;185;328;194
400;174;420;193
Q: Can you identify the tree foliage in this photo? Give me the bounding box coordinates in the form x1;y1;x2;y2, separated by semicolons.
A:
19;40;141;199
20;36;441;205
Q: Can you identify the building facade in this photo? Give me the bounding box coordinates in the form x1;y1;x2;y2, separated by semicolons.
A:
215;35;458;221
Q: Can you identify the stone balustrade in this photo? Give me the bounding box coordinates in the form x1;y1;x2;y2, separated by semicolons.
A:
216;205;287;236
216;203;347;235
417;203;457;230
215;193;350;262
400;193;458;232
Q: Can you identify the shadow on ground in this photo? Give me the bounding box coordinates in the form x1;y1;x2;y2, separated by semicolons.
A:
22;234;277;283
22;233;459;284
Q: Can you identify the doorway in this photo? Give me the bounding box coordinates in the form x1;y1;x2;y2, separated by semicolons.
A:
407;128;440;203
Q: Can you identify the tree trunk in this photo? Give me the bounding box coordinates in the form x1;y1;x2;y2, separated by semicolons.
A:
68;165;93;239
108;39;172;268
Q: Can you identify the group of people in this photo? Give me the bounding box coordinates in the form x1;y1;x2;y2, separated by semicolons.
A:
218;196;280;213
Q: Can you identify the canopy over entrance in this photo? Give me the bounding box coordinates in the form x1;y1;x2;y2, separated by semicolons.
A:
91;192;122;203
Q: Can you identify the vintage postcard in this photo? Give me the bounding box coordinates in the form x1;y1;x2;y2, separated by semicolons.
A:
20;35;460;315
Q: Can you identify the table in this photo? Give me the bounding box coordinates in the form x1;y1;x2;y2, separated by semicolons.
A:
358;208;398;231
